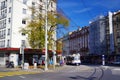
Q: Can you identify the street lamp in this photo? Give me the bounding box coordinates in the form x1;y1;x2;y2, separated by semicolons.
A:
44;0;48;71
20;40;25;69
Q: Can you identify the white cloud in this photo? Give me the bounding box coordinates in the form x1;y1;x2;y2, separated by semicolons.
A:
58;2;79;8
74;8;91;13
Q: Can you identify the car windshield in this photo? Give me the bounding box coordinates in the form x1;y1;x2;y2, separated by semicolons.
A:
74;57;79;60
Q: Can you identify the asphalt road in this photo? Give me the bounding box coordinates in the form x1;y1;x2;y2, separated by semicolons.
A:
0;65;120;80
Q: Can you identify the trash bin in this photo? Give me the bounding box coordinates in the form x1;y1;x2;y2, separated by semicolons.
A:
24;63;29;69
34;62;37;69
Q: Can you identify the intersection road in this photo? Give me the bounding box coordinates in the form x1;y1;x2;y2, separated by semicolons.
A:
0;65;120;80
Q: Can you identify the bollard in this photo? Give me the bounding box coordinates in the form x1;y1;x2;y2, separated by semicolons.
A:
102;55;105;66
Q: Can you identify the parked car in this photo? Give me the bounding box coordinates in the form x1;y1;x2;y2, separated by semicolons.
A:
111;57;120;65
111;61;120;65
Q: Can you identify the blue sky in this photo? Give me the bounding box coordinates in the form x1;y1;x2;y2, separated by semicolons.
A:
57;0;120;37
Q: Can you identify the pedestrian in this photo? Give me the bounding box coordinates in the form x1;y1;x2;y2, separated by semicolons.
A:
60;60;63;66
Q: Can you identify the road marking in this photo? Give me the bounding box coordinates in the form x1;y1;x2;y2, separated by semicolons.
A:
113;68;120;71
19;76;26;78
7;75;13;76
112;68;120;75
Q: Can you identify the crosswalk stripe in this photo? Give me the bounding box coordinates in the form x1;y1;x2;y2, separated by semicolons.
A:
19;76;26;78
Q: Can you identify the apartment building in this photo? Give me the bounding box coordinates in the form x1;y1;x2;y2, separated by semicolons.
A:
0;0;56;66
113;11;120;54
89;16;108;55
66;26;89;56
88;12;120;64
62;33;70;56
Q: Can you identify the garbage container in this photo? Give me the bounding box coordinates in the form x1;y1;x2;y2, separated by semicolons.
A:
24;63;29;69
34;62;37;69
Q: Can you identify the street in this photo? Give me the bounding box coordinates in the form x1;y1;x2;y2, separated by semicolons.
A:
0;65;120;80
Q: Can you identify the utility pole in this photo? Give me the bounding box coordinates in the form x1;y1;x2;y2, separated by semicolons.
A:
20;40;25;69
22;45;24;69
53;39;56;69
45;0;48;71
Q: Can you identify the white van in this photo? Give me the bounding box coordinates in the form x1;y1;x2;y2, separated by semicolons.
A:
66;53;81;65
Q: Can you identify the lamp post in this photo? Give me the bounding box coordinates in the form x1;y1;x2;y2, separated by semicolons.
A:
44;0;48;71
53;39;56;69
20;40;25;69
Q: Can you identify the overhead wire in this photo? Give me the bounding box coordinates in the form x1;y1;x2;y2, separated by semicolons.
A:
56;6;81;38
56;0;96;38
16;0;72;38
80;0;93;18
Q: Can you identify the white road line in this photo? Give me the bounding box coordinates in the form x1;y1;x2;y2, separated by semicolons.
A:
112;68;120;71
112;68;120;75
19;76;26;78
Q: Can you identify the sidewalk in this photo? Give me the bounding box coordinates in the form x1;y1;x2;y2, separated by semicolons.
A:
0;65;93;73
0;66;43;72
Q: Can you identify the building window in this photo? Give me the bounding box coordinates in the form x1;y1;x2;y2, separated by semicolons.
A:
4;19;6;27
23;8;27;14
3;40;5;47
21;33;26;36
21;40;25;46
5;9;7;14
40;0;42;2
4;30;6;37
117;38;120;43
51;2;53;8
1;30;3;38
0;40;5;47
32;2;35;5
9;0;12;3
22;19;26;24
9;7;11;13
7;39;10;47
0;31;1;38
7;29;10;35
23;0;27;4
39;5;43;12
8;18;11;23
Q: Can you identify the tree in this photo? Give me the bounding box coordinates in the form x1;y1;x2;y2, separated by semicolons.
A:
47;12;69;49
21;2;69;50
